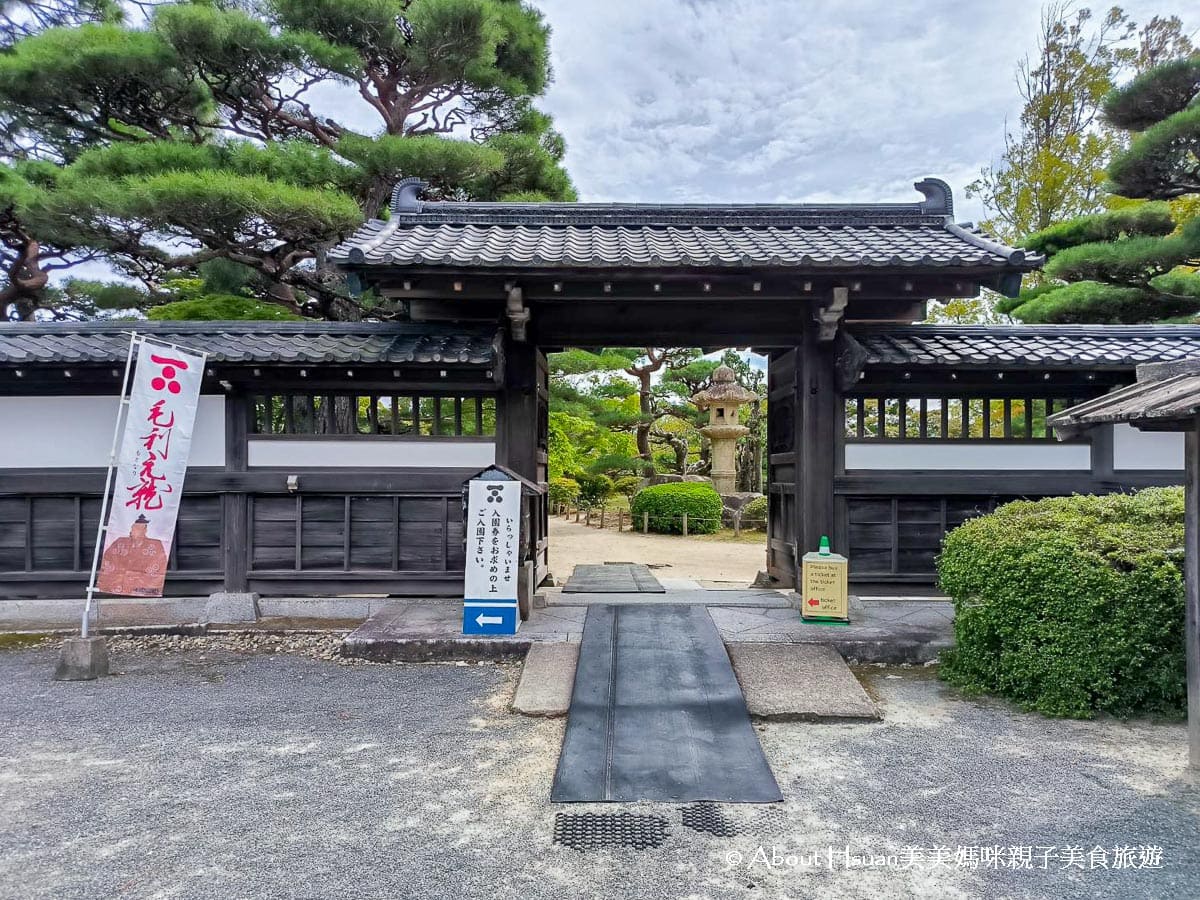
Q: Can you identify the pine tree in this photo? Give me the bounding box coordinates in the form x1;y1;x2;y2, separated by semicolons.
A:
1003;55;1200;323
0;0;575;320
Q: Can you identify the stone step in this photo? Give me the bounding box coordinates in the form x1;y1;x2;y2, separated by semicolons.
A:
512;643;579;717
726;643;880;721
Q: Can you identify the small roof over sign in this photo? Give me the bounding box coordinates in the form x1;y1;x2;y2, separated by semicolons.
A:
465;464;545;495
1048;359;1200;437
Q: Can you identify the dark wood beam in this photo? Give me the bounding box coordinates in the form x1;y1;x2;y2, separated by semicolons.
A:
1187;418;1200;768
361;266;1006;302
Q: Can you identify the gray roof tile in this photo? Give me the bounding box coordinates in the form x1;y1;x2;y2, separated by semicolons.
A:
0;322;497;367
330;181;1039;272
852;325;1200;369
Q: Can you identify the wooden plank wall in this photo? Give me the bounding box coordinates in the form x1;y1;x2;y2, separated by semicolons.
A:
0;492;224;596
0;372;497;599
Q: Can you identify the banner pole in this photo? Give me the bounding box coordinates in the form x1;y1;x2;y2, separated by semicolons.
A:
81;332;139;638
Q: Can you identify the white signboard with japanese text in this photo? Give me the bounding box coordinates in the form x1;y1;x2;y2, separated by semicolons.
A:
94;342;206;598
463;478;521;634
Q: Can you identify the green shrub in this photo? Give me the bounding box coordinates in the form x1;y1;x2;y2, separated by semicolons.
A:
548;477;580;507
741;495;768;530
575;472;614;508
937;488;1186;719
630;483;723;535
613;475;641;497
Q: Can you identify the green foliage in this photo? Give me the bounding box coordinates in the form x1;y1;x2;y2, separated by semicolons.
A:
938;488;1186;718
51;278;150;313
337;133;504;207
923;296;1007;324
1007;50;1200;324
1022;202;1175;256
630;483;724;535
1151;270;1200;302
0;0;573;320
1107;104;1200;199
574;473;614;508
586;452;641;476
0;24;211;151
469;130;578;202
547;477;580;507
547;409;638;480
1042;218;1200;284
148;294;304;321
547;412;583;481
613;476;641;497
1;1;121;44
1103;56;1200;130
1003;280;1169;323
741;495;769;529
965;6;1137;242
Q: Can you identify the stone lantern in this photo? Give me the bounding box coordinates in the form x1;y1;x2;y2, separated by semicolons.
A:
691;365;758;495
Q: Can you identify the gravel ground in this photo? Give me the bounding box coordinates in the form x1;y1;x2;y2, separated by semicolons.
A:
1;637;1198;900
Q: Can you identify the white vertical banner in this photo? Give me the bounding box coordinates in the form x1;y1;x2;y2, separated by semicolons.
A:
94;341;206;598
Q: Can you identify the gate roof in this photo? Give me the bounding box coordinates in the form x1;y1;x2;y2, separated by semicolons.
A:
330;178;1038;297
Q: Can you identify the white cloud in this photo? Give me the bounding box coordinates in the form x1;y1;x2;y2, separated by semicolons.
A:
535;0;1174;222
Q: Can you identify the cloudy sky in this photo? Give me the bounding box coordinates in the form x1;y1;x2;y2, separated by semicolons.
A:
529;0;1183;222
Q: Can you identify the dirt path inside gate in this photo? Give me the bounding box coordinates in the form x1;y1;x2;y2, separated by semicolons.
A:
547;518;766;586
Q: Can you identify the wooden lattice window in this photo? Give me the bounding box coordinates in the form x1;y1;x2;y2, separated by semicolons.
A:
251;393;497;437
843;397;1084;441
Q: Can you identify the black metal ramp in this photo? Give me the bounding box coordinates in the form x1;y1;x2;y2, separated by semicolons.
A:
551;604;782;803
561;563;665;593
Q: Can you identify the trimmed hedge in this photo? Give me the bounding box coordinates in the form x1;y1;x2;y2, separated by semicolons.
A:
938;488;1186;719
630;483;723;535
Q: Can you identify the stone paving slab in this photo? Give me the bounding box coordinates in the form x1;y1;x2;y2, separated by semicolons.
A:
342;598;953;664
708;600;954;664
656;577;704;590
341;602;585;661
561;563;665;593
512;642;579;717
727;643;880;721
546;588;792;608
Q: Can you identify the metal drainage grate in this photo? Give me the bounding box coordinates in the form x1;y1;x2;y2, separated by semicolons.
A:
680;802;740;838
553;813;669;851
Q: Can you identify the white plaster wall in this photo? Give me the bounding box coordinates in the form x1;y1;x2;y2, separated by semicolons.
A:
247;439;496;468
0;395;225;468
844;441;1091;471
1111;422;1185;470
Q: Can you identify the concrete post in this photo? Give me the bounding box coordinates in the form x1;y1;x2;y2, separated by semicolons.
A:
54;636;109;681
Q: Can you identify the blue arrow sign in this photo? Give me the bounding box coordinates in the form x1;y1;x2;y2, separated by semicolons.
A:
463;602;519;635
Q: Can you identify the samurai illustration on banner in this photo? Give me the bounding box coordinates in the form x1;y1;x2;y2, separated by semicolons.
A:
95;342;206;598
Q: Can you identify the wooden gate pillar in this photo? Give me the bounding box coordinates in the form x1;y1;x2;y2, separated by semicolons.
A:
221;391;250;592
498;335;540;482
796;321;838;572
